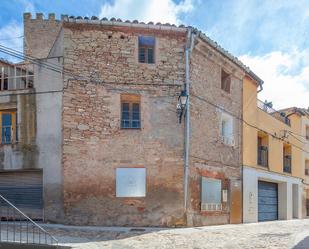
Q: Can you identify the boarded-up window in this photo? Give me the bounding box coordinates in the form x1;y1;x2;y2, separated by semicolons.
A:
221;69;231;93
220;111;234;146
116;168;146;197
138;36;155;64
121;94;141;129
201;177;222;204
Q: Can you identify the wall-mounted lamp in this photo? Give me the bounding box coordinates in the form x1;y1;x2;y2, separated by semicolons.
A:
177;90;188;123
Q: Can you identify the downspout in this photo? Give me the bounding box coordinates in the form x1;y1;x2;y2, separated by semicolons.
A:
184;28;195;212
257;82;263;93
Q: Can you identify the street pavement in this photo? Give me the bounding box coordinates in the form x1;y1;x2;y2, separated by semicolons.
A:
35;219;309;249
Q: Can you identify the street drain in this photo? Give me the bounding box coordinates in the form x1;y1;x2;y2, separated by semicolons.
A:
130;228;146;232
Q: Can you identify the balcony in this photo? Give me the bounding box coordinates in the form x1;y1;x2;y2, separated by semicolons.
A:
258;146;268;167
283;155;292;173
0;64;34;91
1;125;17;144
257;99;291;126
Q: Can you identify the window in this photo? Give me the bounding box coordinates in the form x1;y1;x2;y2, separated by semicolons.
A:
305;160;309;176
0;111;17;144
116;168;146;197
221;69;231;93
121;94;141;129
283;144;292;173
306;125;309;140
201;177;222;211
257;132;269;167
220;111;234;146
138;36;155;64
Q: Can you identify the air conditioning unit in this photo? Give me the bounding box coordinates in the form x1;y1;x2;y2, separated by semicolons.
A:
201;203;222;211
221;136;235;146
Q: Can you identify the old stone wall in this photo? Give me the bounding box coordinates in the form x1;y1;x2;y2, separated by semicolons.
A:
24;13;62;59
61;23;187;226
188;37;244;226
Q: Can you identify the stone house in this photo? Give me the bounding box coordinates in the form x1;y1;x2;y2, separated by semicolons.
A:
2;12;263;227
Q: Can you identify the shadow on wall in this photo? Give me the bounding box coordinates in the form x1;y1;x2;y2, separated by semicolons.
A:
293;236;309;249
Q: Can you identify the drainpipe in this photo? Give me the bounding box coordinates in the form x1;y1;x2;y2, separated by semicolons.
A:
184;28;195;212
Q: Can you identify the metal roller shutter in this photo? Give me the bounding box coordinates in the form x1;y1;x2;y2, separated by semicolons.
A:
0;170;43;220
258;181;278;222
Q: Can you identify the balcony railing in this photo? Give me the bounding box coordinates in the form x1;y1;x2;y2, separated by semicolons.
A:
0;65;34;91
1;125;18;144
257;99;291;126
258;146;268;167
283;155;292;173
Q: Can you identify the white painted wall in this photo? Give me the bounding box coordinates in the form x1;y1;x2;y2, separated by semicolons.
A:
34;57;63;221
243;166;302;223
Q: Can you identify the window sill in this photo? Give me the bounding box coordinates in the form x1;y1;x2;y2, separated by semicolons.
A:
120;127;141;130
138;62;156;68
200;210;228;215
0;142;18;146
257;164;268;168
220;136;235;147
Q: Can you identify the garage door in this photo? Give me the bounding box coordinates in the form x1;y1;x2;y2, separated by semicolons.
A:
0;170;43;220
258;181;278;221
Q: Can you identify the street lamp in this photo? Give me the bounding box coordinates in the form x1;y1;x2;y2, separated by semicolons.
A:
177;90;188;123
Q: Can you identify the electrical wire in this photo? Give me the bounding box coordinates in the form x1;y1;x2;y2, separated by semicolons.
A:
1;43;308;155
0;35;23;41
191;93;309;154
285;131;309;145
286;130;308;139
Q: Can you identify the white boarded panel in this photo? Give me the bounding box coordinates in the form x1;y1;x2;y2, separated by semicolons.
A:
116;168;146;197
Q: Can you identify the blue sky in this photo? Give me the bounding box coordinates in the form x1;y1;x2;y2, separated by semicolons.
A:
0;0;308;108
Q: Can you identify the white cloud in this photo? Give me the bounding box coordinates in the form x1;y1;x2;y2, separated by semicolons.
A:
23;1;35;13
0;22;24;62
240;50;309;109
99;0;193;25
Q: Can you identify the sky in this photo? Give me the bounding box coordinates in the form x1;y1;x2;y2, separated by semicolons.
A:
0;0;308;109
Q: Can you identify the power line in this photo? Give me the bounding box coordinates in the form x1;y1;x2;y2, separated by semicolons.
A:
0;35;23;41
285;131;309;145
191;93;309;154
1;43;307;155
286;130;308;139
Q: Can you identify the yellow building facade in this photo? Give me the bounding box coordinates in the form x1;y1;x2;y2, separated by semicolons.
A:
243;75;303;222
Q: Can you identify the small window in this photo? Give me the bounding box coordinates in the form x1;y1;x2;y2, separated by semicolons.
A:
138;36;155;64
221;69;231;93
201;177;222;211
283;144;292;173
116;168;146;197
306;125;309;140
121;94;141;129
305;160;309;176
220;112;234;146
0;74;8;91
0;111;17;144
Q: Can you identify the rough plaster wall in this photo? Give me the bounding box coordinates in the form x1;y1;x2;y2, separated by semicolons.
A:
24;13;62;59
61;24;187;226
187;40;244;226
34;58;64;222
0;91;38;170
